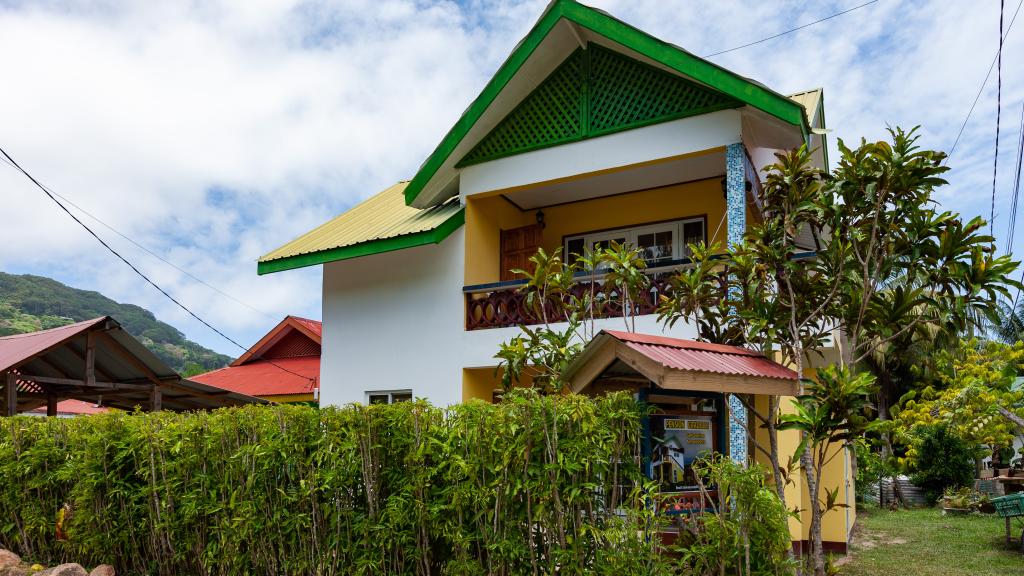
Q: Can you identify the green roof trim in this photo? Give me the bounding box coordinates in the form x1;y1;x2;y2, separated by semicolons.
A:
256;207;465;275
404;0;809;207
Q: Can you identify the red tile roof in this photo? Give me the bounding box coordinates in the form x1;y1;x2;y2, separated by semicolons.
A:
191;355;319;397
602;330;798;381
27;399;109;416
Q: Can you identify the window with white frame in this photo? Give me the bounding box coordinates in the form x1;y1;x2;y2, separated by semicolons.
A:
564;217;706;267
366;390;413;404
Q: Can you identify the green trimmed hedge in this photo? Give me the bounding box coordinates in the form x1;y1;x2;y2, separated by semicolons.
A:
0;391;665;575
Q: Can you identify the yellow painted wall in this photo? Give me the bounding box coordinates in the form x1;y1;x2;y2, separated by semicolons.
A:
753;394;808;542
262;393;317;404
462;367;536;402
465;178;728;285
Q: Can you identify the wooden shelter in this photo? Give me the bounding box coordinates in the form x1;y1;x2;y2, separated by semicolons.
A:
0;316;268;415
565;330;800;397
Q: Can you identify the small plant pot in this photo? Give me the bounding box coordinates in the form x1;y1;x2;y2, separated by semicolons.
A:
979;502;996;514
942;507;972;516
998;468;1011;478
980;469;995;479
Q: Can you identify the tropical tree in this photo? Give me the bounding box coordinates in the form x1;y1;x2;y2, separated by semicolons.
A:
895;339;1024;470
779;366;876;576
657;127;1020;572
495;242;649;391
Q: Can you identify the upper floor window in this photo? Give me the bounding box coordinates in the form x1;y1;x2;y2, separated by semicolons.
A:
564;217;706;267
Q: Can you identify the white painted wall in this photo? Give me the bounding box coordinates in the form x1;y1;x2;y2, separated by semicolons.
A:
320;226;700;406
460;110;742;199
320;229;467;407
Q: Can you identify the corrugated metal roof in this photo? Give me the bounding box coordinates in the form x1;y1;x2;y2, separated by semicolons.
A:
0;316;268;412
259;181;462;264
27;399;109;416
603;330;798;381
191;356;319;397
292;317;322;337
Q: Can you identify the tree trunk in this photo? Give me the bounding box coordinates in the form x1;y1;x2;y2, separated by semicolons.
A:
802;450;825;576
876;378;905;508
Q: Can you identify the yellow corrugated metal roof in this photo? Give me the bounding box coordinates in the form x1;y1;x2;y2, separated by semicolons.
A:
788;88;822;123
258;181;464;274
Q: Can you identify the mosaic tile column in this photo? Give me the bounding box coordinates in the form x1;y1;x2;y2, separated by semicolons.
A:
725;142;748;465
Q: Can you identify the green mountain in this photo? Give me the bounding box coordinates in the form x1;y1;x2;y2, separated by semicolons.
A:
0;272;232;375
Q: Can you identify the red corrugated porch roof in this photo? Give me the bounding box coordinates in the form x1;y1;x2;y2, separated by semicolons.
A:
602;331;798;381
565;330;800;396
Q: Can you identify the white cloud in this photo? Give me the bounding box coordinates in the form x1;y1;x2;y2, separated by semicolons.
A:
0;0;1021;355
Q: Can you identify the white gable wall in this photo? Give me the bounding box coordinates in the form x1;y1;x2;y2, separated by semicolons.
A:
321;229;467;407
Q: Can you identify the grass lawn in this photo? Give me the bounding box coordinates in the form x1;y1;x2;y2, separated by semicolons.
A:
838;507;1022;575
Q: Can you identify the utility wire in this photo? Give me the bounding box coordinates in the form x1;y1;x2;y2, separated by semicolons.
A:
992;0;1006;240
704;0;880;58
0;154;274;320
1006;102;1024;256
1010;104;1024;309
0;146;316;386
948;0;1024;161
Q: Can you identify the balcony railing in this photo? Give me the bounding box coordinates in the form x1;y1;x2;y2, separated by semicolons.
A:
464;260;724;331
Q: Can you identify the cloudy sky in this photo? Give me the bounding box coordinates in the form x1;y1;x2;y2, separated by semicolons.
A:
1;0;1022;356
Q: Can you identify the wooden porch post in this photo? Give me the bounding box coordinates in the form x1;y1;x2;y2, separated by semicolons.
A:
3;372;17;416
150;385;162;412
46;393;58;417
85;330;96;388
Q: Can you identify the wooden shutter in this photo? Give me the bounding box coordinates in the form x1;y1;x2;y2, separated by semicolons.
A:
500;224;544;281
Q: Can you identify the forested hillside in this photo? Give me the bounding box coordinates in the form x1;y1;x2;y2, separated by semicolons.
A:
0;272;232;374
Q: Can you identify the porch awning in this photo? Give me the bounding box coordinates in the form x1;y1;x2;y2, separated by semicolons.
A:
564;330;800;396
1;316;269;414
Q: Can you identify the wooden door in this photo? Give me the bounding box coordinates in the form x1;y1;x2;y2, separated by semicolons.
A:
500;224;544;281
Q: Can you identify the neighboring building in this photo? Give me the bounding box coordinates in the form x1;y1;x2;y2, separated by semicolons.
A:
256;0;850;552
27;399;108;418
0;316;266;414
191;316;321;404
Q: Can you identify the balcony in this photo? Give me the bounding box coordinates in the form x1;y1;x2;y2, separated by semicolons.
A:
464;259;727;331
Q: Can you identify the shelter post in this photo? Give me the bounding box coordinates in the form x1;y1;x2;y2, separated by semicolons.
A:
3;372;16;416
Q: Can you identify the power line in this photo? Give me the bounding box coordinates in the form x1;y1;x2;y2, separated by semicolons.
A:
1005;103;1024;255
0;146;315;386
948;0;1024;161
992;0;1006;240
704;0;880;58
1010;104;1024;309
0;154;274;320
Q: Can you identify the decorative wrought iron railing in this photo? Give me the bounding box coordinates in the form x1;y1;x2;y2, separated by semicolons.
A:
463;260;726;331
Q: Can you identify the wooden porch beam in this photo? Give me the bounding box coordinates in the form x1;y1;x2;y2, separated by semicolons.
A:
568;339;619;394
18;375;151;390
159;380;243;405
661;371;799;397
95;331;164;387
63;339;116;382
615;343;668;386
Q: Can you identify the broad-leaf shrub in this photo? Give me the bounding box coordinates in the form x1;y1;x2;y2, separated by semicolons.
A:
1;391;660;575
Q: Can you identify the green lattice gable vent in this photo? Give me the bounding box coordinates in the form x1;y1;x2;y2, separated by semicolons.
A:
458;44;742;167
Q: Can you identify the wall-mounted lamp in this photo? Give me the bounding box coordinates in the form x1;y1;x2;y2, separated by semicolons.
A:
535;209;546;229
